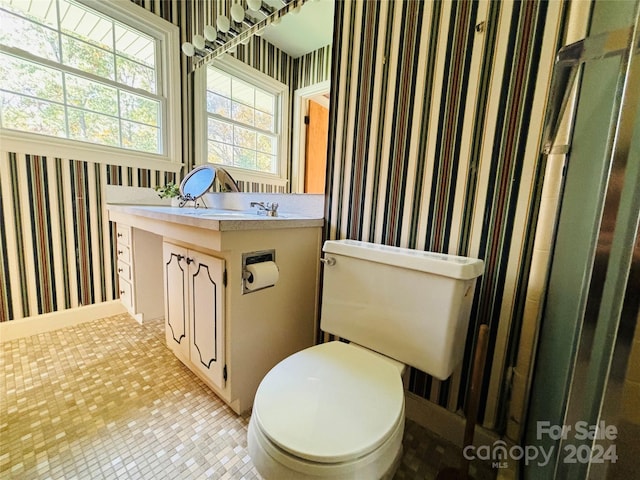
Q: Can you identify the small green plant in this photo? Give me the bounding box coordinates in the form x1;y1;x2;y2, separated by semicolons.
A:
154;182;181;199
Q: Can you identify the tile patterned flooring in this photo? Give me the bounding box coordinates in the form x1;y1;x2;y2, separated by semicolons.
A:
1;313;496;479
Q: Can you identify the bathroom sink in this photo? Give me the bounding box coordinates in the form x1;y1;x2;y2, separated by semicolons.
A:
182;209;249;217
193;211;249;217
181;209;287;219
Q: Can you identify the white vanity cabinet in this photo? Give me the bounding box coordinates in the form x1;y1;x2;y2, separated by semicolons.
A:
107;204;323;413
115;223;163;323
163;242;226;389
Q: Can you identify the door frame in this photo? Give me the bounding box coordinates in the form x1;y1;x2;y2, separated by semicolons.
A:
291;80;331;193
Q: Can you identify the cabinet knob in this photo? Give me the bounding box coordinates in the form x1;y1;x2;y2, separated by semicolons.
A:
118;250;123;255
186;257;194;265
117;233;123;238
118;268;123;273
119;290;125;295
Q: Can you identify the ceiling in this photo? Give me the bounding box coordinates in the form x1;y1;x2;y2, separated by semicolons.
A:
259;0;335;58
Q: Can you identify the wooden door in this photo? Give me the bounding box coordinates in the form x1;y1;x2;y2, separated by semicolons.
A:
304;99;329;193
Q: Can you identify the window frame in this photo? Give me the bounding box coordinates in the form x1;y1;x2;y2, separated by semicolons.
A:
0;0;182;172
195;54;289;186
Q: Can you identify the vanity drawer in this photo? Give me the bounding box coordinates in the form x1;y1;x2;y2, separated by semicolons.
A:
116;224;131;246
117;244;131;265
117;260;131;282
118;278;133;311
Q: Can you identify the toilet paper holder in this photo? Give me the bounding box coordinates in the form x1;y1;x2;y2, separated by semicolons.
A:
242;249;277;294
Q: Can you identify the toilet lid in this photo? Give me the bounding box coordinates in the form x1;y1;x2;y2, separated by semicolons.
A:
252;341;404;463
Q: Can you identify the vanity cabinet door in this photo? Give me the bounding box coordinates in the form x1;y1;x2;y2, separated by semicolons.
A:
188;251;226;389
163;242;226;390
163;244;189;361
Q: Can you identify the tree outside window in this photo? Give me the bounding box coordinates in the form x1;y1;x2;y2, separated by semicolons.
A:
205;65;279;175
0;0;162;155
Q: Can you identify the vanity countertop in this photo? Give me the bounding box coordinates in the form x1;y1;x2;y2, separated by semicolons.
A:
107;204;324;231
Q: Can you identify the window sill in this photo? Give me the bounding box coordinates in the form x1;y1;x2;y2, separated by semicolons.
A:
0;130;183;173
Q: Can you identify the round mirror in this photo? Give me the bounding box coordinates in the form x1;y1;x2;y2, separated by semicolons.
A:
180;165;216;200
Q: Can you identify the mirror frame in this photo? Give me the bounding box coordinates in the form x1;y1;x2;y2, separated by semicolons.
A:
179;164;216;204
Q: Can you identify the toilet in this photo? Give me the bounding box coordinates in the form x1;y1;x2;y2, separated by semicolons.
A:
248;239;484;479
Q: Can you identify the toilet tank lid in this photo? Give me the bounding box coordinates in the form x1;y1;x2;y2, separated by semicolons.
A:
323;240;484;279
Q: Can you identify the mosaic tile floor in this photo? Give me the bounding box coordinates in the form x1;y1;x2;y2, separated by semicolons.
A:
1;313;496;479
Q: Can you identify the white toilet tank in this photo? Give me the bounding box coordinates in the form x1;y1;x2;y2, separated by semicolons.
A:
321;240;484;380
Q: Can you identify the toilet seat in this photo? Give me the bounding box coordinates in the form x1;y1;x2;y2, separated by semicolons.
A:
248;404;405;479
251;341;405;465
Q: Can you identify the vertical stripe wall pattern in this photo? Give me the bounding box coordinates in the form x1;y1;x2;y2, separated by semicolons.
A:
0;153;178;322
294;44;333;90
326;0;567;429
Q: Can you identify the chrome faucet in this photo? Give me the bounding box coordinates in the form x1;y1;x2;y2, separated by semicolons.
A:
250;201;279;217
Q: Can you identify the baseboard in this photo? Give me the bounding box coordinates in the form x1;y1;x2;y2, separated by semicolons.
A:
0;301;127;342
405;391;500;448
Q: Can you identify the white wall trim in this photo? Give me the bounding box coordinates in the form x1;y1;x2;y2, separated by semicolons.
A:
0;134;184;172
0;301;126;342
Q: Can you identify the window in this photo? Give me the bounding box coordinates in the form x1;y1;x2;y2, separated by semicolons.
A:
197;56;288;181
0;0;181;165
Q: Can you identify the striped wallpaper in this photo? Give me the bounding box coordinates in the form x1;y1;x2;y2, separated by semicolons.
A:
0;154;178;322
1;0;575;436
0;0;330;322
294;43;333;90
325;0;569;429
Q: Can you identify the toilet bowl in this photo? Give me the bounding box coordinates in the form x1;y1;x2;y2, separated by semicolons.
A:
247;341;406;479
247;240;485;479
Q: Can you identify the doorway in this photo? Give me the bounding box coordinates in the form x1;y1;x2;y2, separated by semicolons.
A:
291;80;330;193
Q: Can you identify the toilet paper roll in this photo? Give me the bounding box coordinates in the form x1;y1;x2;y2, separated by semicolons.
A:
245;261;279;291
